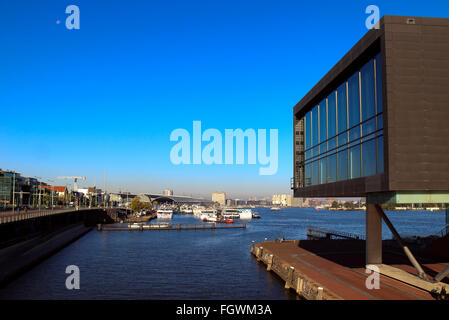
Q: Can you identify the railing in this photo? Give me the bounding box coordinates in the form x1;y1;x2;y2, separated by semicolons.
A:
436;224;449;237
307;226;365;240
0;207;101;225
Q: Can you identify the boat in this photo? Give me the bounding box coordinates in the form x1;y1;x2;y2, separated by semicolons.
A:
145;223;170;229
252;213;261;219
200;209;218;222
216;217;234;224
180;205;193;214
193;206;205;218
222;208;241;219
239;209;252;220
157;209;173;219
270;207;281;210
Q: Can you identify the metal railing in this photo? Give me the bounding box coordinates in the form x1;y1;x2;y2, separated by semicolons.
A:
0;207;100;225
307;226;365;240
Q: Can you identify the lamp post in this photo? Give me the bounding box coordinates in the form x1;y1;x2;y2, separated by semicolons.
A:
33;176;42;212
12;173;15;213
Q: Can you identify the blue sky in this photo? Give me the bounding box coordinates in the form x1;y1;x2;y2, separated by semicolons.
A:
1;0;448;199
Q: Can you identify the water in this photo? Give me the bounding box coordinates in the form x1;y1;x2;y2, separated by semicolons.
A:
0;208;445;299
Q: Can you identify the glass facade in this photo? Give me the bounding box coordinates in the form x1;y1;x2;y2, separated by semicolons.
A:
302;54;384;187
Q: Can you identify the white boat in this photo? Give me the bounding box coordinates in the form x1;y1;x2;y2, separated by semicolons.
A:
200;209;218;222
193;206;205;218
222;208;241;219
144;223;170;229
239;209;252;220
180;205;193;214
157;209;173;219
271;207;281;210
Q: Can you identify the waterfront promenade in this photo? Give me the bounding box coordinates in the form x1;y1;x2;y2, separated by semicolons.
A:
0;208;80;225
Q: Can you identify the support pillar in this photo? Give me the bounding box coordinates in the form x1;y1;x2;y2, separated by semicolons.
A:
446;206;449;234
366;204;382;265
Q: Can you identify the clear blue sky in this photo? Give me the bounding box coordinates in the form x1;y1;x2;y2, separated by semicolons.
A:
1;0;448;199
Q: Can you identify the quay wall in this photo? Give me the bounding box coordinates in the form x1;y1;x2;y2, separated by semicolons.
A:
0;208;121;287
0;223;92;287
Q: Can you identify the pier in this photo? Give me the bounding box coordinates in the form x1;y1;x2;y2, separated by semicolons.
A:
251;238;449;300
307;227;365;240
98;222;247;231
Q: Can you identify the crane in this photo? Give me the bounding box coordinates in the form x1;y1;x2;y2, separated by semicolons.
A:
56;176;86;192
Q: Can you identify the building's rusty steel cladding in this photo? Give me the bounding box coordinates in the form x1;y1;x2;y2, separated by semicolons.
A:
293;16;449;198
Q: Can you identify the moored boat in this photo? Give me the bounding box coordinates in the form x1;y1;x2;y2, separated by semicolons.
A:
200;209;218;222
239;209;252;220
222;208;241;219
157;209;173;219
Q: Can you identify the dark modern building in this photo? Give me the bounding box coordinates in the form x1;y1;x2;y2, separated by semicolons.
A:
291;15;449;293
0;170;46;209
292;15;449;203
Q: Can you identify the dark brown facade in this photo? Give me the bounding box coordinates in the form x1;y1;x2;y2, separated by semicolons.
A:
293;15;449;198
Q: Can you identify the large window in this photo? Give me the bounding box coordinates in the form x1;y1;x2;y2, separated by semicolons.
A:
301;54;384;187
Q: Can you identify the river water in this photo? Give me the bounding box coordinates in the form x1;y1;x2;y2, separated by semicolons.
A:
0;208;445;300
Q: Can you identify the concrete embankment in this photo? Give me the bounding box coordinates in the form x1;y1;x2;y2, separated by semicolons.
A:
0;223;92;287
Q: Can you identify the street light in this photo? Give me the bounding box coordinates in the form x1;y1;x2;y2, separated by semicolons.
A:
33;176;42;211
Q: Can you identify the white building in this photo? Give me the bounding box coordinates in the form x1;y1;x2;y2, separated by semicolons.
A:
272;194;303;207
212;192;226;206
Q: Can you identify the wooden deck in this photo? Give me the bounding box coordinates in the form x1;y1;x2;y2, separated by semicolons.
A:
251;239;449;300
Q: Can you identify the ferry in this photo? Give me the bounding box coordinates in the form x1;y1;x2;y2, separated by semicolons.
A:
239;209;253;220
157;209;173;219
200;209;218;222
180;205;193;214
222;208;241;219
193;206;205;218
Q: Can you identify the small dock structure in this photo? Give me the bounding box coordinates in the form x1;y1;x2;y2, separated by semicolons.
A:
307;227;365;240
98;222;246;231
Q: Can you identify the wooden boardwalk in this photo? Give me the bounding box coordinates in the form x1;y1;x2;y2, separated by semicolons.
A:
98;222;246;231
251;239;449;300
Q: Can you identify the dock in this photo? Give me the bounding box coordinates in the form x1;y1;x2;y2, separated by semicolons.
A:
307;226;365;240
251;238;449;300
98;222;246;231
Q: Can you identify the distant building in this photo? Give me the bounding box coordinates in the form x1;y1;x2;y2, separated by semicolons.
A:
212;192;226;206
272;194;303;207
0;169;46;208
163;189;174;196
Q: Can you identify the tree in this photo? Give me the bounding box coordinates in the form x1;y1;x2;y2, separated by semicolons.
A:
130;198;151;212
